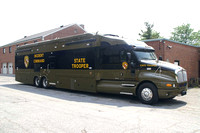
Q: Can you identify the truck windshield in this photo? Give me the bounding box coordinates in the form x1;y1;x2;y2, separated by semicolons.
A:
134;51;157;61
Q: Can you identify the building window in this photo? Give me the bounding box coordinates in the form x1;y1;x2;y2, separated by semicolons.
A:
3;48;5;54
9;46;12;53
34;40;38;43
174;60;180;66
74;29;78;33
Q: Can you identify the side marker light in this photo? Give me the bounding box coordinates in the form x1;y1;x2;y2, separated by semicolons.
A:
166;84;172;87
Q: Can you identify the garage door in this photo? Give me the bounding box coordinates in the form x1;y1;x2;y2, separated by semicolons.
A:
2;63;7;74
8;63;13;74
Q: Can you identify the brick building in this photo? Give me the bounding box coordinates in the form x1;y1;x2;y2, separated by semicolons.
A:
0;23;86;74
143;39;200;85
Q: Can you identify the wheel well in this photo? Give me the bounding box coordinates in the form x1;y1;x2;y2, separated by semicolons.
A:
136;80;157;96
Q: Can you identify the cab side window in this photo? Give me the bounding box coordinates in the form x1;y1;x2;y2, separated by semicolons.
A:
100;46;121;69
120;50;132;62
120;51;127;62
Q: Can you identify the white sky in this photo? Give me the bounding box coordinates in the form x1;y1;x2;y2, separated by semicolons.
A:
0;0;199;46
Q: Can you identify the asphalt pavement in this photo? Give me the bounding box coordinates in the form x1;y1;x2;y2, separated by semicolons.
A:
0;75;200;133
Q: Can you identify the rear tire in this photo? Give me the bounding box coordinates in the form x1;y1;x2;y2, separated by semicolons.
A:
137;83;158;105
34;77;40;87
42;77;48;88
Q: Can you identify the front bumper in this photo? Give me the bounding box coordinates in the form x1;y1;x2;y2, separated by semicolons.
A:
158;82;188;99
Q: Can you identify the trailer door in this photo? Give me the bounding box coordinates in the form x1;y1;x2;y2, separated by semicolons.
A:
45;52;57;85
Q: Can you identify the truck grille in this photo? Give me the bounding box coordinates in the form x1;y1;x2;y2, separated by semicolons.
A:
177;70;187;83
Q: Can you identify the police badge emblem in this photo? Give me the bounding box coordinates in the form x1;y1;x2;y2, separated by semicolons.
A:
24;56;29;68
122;61;128;70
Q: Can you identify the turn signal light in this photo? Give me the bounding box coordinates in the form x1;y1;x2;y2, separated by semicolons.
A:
166;84;172;87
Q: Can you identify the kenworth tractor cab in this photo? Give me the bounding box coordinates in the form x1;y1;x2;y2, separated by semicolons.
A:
120;37;187;104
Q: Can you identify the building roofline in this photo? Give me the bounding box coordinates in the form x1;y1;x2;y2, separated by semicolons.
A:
0;23;86;48
0;37;42;48
142;38;200;48
42;23;80;38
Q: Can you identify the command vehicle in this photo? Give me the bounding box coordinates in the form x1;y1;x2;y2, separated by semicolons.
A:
15;33;188;104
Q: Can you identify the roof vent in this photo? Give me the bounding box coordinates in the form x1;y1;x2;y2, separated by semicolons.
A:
60;25;64;28
24;36;27;38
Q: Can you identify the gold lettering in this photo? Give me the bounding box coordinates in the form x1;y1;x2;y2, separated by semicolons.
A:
34;59;45;63
72;63;89;69
140;64;146;67
147;65;157;67
34;54;44;58
74;58;86;63
82;58;86;63
72;58;88;69
85;64;88;68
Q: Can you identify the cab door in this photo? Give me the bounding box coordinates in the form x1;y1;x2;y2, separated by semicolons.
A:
98;45;123;80
120;50;137;80
96;46;132;93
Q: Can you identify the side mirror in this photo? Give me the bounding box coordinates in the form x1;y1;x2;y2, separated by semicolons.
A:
159;56;163;60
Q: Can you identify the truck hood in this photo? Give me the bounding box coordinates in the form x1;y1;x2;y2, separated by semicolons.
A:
140;60;184;72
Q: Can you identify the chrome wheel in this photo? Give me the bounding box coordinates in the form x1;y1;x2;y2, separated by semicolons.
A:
141;88;153;101
137;83;158;105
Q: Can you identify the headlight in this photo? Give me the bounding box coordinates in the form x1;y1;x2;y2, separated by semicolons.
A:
175;69;187;83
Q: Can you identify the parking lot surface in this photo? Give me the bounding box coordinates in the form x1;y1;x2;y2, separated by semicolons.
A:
0;75;200;133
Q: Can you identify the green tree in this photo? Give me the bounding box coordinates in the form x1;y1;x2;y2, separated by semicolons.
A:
170;24;200;45
139;22;161;40
170;24;194;44
191;30;200;45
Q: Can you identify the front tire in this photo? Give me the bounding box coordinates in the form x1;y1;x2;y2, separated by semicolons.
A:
137;83;158;105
